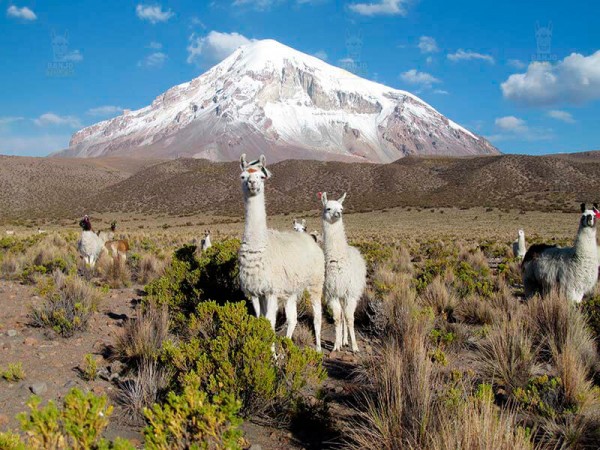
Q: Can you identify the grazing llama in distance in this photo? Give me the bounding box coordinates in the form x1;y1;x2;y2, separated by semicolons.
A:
5;230;15;236
97;221;116;242
512;229;527;260
320;192;366;352
78;216;106;268
237;154;325;351
201;230;212;251
522;203;600;303
293;219;307;232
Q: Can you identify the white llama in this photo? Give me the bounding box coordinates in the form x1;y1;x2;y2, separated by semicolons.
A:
293;219;307;232
77;215;107;268
201;229;212;251
522;203;599;303
237;154;325;351
512;229;527;260
321;192;366;352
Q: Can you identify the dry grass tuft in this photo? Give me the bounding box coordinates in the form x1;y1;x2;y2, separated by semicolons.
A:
117;359;171;422
454;295;496;325
431;397;534;450
115;303;169;366
292;322;314;348
470;314;538;397
97;254;131;289
419;276;457;319
136;253;166;285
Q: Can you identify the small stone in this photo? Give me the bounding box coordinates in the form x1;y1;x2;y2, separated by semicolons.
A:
7;330;17;337
249;445;262;450
334;385;344;394
24;337;38;346
64;380;77;389
30;382;47;395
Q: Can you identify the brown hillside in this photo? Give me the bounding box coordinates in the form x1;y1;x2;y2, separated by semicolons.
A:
2;153;600;221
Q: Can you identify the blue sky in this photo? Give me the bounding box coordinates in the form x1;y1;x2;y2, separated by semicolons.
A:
1;0;599;156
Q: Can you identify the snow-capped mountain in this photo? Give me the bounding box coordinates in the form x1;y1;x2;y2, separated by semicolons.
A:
57;39;498;162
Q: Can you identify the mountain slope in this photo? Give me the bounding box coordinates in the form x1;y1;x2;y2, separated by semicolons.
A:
56;39;498;163
4;153;600;221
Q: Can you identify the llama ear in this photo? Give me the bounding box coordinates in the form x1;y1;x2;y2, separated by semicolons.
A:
240;154;248;170
301;219;306;227
581;203;586;213
259;154;267;167
338;192;347;204
321;192;328;206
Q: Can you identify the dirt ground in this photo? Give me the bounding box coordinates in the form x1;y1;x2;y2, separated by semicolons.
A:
0;279;369;449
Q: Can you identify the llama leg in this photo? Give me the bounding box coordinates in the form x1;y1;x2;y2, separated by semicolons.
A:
265;294;278;331
330;298;343;351
342;302;349;347
310;288;323;352
250;296;260;317
344;299;359;353
284;294;298;339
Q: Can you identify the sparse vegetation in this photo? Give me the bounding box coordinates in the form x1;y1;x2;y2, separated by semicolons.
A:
1;362;26;382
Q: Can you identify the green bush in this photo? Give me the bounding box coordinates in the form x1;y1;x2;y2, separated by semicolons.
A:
1;362;26;381
513;375;573;419
454;261;495;298
143;384;245;450
0;388;135;450
581;294;600;341
145;240;244;325
161;301;326;417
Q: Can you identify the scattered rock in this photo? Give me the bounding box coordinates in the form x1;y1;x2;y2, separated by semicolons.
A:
7;329;17;337
249;445;262;450
334;385;344;394
24;337;38;346
64;380;78;389
30;382;47;395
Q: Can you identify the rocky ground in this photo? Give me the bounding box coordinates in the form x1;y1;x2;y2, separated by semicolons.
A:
0;280;368;449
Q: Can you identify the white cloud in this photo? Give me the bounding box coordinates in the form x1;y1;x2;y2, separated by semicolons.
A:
508;59;526;69
432;89;449;95
495;116;528;133
501;51;600;106
187;31;254;66
138;52;167;68
349;0;409;16
418;36;438;54
488;116;553;142
233;0;280;8
33;113;81;128
447;49;495;64
147;41;163;49
136;4;173;24
0;117;24;127
0;134;71;156
426;56;434;65
87;106;124;117
7;5;36;21
400;69;441;88
547;110;576;124
313;50;328;61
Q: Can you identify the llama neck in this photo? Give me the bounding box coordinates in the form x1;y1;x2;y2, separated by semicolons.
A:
574;226;597;258
518;234;526;253
323;219;348;260
242;193;268;249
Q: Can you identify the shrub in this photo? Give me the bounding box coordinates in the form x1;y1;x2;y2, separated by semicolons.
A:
115;303;169;367
0;388;135;450
143;383;245;450
30;271;101;337
1;362;26;381
135;253;166;284
81;354;98;381
161;302;326;418
145;240;245;326
97;254;131;289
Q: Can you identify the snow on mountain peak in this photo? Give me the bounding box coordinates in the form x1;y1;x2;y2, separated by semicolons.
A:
60;38;498;162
